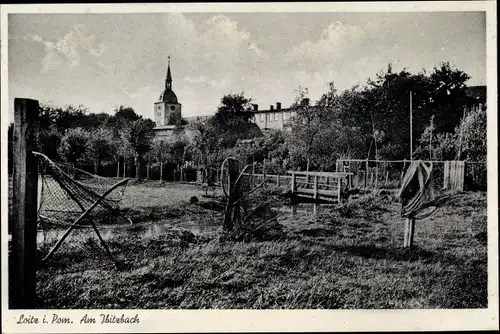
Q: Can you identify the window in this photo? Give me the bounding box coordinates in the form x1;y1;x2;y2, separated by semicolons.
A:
260;114;264;122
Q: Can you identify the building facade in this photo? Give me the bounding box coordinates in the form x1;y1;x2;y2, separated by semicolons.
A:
153;58;183;140
248;100;314;130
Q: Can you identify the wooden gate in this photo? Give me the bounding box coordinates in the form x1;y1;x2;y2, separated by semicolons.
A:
443;160;465;192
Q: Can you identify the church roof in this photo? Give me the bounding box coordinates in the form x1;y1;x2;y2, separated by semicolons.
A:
159;57;178;103
159;89;178;103
166;64;172;83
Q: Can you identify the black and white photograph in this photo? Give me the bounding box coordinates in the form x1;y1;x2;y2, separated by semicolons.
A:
1;2;498;332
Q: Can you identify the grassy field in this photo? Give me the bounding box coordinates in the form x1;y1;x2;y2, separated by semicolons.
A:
35;181;488;309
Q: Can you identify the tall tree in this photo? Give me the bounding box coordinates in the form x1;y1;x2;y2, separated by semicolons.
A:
456;106;486;161
57;127;90;167
87;126;114;174
287;87;326;172
152;140;171;181
125;118;156;180
188;118;221;182
211;93;259;148
427;62;472;134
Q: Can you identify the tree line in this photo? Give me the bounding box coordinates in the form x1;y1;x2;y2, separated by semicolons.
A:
8;62;486;181
191;62;486;177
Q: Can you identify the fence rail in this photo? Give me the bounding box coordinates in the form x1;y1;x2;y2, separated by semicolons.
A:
336;159;486;191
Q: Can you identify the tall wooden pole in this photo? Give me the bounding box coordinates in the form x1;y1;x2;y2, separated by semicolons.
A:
429;125;433;160
410;91;413;161
11;98;39;308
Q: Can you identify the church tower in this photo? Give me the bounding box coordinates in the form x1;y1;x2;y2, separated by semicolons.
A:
154;56;182;126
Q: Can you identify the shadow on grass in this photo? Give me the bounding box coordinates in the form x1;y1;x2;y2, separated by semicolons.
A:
435;259;487;308
122;201;225;224
122;206;185;223
330;244;461;265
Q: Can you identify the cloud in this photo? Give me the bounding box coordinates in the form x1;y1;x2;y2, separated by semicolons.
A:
25;24;105;73
283;21;366;72
100;14;267;116
183;76;208;84
9;13;484;122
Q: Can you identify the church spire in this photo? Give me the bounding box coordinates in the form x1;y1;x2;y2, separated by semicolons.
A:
165;55;172;90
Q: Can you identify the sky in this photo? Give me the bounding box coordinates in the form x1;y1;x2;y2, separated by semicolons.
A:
7;11;486;120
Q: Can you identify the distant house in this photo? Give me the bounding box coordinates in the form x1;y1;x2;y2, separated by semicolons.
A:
184;115;212;123
464;85;486;104
250;100;304;131
249;98;319;131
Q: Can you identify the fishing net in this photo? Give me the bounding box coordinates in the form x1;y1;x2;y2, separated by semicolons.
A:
398;160;447;220
220;157;283;241
34;152;131;265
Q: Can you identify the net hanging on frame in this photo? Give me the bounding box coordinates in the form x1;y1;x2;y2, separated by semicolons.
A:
398;160;448;220
35;151;131;266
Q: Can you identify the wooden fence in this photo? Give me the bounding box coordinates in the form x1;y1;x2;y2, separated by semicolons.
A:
336;159;486;192
288;171;352;203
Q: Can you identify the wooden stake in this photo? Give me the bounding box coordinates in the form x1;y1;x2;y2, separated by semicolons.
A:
403;217;415;248
410;91;413;160
401;159;406;184
263;160;266;183
313;175;318;199
365;159;369;189
11;98;39;308
223;159;241;233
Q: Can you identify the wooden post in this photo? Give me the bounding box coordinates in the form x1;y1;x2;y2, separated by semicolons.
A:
403;217;416;248
277;174;281;186
291;172;296;194
223;159;241;233
159;161;163;182
11;98;39;308
252;162;255;186
337;179;341;203
410;91;413;160
263;160;266;184
400;159;406;184
364;159;369;189
369;168;373;188
374;161;379;190
313;175;318;200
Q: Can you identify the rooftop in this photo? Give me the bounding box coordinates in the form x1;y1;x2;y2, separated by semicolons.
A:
464;85;486;102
